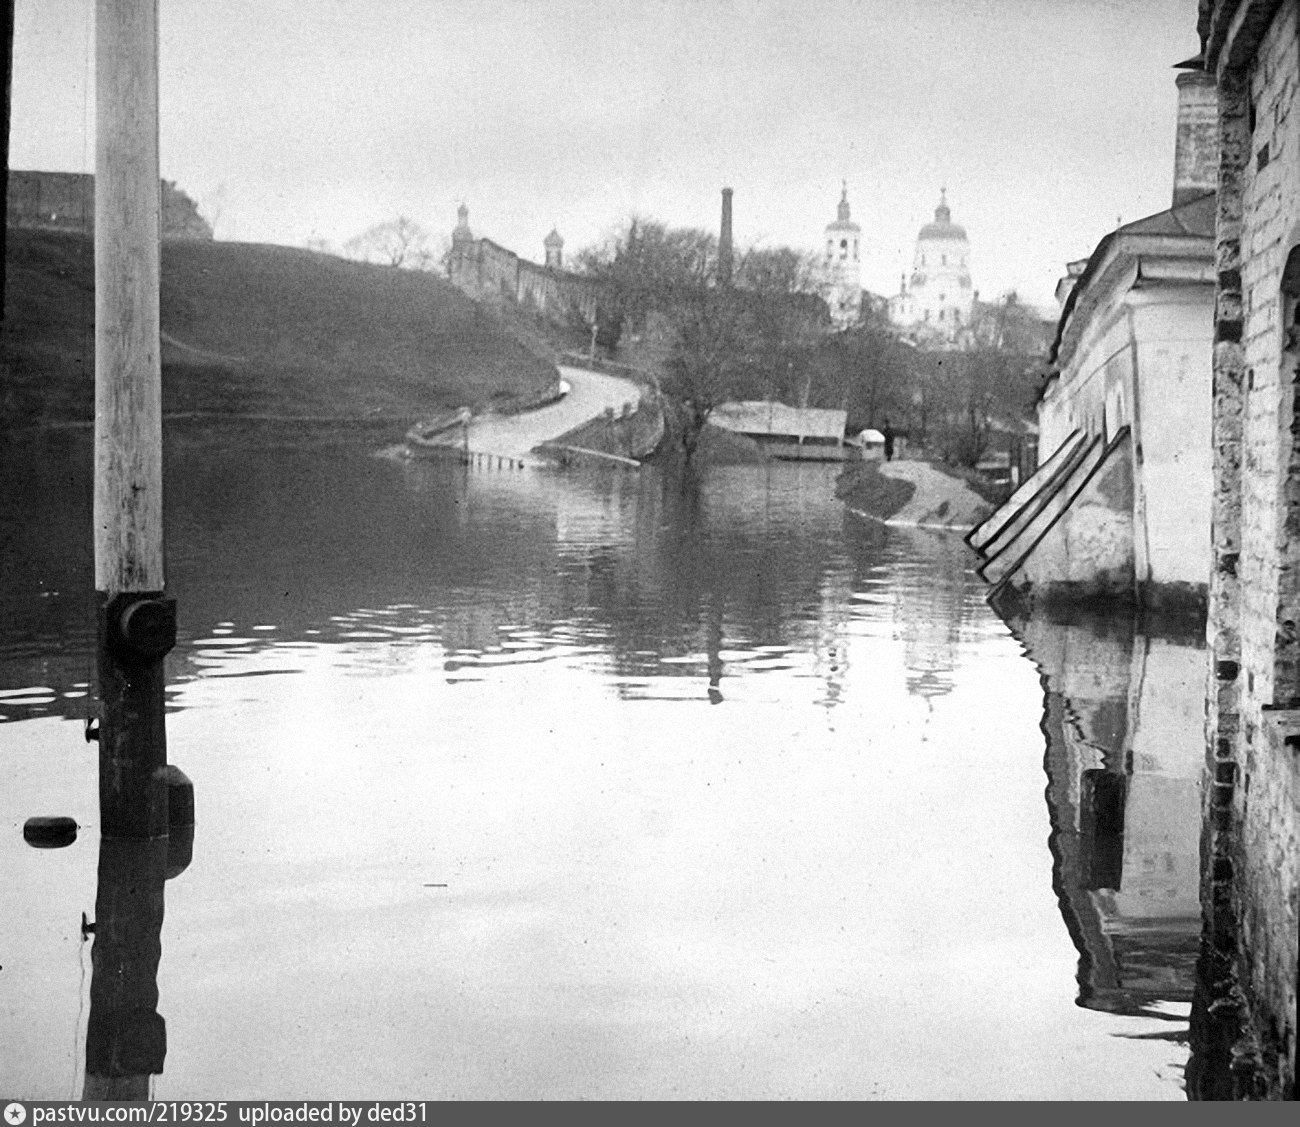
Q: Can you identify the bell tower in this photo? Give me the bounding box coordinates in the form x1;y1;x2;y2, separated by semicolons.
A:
823;182;862;329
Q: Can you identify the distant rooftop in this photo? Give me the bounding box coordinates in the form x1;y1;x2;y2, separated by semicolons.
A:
712;401;847;441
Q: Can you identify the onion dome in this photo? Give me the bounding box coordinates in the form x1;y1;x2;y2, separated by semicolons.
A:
918;189;967;241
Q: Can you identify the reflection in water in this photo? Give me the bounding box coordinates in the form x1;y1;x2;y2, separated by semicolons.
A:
83;839;169;1100
0;426;1195;1098
1002;607;1203;1021
82;817;192;1099
888;529;971;703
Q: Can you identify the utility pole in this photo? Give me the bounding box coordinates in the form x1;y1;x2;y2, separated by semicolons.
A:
77;6;193;1099
94;0;175;840
3;0;15;321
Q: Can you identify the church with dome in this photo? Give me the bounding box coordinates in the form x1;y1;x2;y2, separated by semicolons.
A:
888;190;975;346
817;184;977;347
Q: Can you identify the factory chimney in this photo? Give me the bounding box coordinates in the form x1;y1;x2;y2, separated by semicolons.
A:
718;187;734;286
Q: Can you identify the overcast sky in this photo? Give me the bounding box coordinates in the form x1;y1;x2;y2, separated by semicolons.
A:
12;0;1201;310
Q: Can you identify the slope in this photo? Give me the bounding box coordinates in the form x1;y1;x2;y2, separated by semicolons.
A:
1;228;558;425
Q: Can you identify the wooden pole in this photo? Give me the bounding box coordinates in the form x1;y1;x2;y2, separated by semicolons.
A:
2;0;14;321
94;0;174;840
96;0;162;590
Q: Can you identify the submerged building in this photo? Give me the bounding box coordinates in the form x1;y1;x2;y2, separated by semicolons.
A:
968;70;1218;614
709;401;848;460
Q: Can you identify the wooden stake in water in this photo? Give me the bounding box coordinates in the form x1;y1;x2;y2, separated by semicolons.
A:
94;0;175;840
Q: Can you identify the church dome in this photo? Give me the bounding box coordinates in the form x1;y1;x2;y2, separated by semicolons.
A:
544;227;564;248
918;190;967;242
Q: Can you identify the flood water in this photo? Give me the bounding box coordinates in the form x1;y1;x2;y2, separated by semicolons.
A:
1;424;1203;1099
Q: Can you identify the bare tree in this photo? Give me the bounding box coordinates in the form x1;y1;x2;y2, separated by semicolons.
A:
576;218;716;343
344;216;439;269
577;218;829;462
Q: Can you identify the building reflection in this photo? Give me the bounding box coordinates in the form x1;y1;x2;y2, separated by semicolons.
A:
1003;607;1203;1018
82;826;192;1100
889;529;972;703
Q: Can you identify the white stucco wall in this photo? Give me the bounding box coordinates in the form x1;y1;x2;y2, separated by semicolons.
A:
1051;298;1135;441
910;233;974;329
1036;381;1074;460
1127;291;1214;589
1041;273;1212;593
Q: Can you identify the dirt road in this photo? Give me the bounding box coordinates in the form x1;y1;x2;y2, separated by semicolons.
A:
460;365;644;463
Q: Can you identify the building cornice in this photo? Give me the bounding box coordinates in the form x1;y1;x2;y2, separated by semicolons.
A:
1055;233;1214;371
1203;0;1285;74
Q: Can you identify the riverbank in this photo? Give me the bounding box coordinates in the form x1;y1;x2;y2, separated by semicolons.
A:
1;228;558;427
836;457;995;531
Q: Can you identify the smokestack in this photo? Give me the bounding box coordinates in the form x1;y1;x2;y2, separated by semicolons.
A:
1173;67;1218;207
719;187;733;285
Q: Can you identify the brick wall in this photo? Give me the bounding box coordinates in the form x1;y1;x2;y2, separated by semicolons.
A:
1195;0;1300;1099
447;235;598;326
6;171;213;239
1239;0;1299;710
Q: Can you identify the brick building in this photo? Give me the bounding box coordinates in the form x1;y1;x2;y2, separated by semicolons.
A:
1192;0;1300;1100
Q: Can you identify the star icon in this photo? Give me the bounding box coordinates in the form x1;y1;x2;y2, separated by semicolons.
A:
5;1104;27;1126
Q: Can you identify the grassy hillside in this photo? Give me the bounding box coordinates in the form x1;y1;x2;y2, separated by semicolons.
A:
1;228;558;426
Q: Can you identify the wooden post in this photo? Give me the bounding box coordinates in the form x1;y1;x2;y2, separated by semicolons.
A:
2;0;14;322
82;837;169;1100
94;0;173;840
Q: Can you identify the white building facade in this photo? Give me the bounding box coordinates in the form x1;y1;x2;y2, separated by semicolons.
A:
890;190;974;344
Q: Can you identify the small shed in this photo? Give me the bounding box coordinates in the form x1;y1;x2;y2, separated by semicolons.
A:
856;428;887;460
711;401;848;460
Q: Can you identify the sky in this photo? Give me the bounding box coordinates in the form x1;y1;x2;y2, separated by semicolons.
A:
11;0;1203;311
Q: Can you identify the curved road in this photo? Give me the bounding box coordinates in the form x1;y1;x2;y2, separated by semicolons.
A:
463;365;644;464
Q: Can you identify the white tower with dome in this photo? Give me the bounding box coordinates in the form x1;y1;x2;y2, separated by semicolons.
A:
822;182;862;329
889;189;974;344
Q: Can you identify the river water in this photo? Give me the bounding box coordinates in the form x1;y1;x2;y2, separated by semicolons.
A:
0;424;1202;1100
